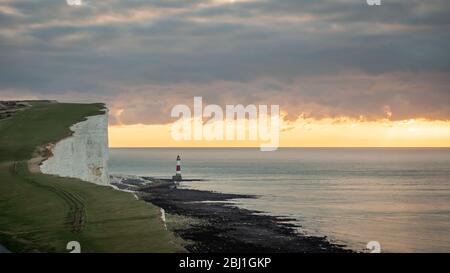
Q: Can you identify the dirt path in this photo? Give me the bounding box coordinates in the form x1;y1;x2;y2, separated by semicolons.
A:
0;244;11;253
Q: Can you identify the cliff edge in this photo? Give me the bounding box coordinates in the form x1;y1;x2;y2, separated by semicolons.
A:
40;111;110;186
0;102;183;253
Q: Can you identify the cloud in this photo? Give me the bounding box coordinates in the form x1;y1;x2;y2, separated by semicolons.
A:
0;0;449;123
102;72;450;125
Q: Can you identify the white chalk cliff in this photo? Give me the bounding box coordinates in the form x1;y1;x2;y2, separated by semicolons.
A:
40;111;110;186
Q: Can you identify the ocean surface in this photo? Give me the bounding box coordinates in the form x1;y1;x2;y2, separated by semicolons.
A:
109;148;450;253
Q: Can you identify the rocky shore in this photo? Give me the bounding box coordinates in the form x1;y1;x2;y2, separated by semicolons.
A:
111;175;351;253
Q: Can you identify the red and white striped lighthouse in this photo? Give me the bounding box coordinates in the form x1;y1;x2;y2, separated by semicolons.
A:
173;155;182;181
176;155;181;175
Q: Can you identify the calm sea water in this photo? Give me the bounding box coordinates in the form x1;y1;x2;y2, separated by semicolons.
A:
109;148;450;253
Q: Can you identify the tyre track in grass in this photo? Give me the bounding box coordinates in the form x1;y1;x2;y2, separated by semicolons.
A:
12;161;86;233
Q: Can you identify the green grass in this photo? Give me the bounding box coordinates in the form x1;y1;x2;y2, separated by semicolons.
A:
0;103;183;252
0;103;104;162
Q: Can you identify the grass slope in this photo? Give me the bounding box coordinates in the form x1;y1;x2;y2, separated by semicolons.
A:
0;103;183;252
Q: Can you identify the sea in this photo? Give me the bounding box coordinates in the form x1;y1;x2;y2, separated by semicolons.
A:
109;148;450;253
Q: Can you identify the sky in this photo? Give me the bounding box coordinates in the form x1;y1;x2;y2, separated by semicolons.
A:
1;0;450;147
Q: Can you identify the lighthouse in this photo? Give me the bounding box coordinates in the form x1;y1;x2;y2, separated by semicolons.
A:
172;155;182;182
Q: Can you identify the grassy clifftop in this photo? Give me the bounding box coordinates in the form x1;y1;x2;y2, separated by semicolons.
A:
0;102;183;252
0;102;104;162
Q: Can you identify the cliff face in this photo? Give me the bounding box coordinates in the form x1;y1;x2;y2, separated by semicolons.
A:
40;112;110;186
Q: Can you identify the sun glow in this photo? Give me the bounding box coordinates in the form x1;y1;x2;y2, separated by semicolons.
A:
109;117;450;148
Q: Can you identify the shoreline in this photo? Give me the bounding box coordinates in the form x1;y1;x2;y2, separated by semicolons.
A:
112;175;352;253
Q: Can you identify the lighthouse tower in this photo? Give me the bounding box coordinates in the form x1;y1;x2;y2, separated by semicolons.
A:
172;155;182;182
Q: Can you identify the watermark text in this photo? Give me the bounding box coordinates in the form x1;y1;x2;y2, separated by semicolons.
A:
171;97;280;151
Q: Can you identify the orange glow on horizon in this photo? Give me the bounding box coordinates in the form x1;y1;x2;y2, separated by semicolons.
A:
109;118;450;148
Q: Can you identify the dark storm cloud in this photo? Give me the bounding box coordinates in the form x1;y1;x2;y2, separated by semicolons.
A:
0;0;449;123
